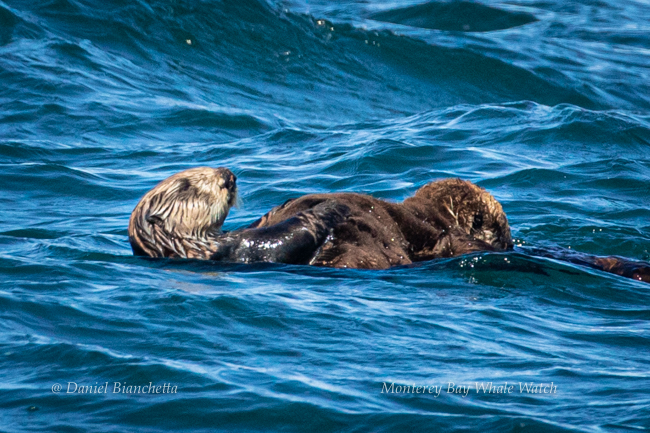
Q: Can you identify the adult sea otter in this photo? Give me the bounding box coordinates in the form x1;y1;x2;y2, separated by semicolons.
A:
128;167;650;282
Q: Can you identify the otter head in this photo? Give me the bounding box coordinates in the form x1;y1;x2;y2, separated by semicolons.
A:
412;178;513;252
128;167;237;258
463;183;513;252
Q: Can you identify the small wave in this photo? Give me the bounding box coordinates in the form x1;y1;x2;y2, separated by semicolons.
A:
369;1;537;32
150;100;271;137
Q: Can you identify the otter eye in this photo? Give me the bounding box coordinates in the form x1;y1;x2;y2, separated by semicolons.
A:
472;213;483;231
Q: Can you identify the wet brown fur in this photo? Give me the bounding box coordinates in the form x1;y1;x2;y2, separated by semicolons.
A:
248;179;513;269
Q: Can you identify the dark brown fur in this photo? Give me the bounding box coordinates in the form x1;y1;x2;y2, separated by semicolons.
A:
248;179;513;269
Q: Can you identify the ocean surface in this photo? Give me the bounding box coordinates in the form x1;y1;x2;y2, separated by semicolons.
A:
1;0;650;431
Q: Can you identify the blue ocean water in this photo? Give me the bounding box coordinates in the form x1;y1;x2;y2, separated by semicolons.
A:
1;0;650;431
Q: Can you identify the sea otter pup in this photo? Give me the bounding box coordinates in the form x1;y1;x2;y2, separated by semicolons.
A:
128;167;650;282
245;179;512;268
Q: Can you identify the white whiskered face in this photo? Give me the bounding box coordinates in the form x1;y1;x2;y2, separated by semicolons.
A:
128;167;238;257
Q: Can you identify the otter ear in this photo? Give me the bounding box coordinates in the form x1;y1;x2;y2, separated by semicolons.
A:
146;214;165;227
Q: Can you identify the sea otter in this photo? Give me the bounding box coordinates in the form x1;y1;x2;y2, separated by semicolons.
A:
129;167;511;267
128;167;650;282
129;167;352;263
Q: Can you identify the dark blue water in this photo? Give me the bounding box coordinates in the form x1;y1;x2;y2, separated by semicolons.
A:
2;0;650;431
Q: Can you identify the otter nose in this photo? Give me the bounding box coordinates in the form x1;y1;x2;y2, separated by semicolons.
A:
227;173;236;189
223;173;236;190
216;168;237;190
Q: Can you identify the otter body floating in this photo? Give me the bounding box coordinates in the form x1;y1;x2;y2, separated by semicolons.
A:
129;167;512;268
246;180;513;268
128;167;650;282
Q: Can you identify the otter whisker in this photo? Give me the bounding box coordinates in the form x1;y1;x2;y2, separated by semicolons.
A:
444;196;460;226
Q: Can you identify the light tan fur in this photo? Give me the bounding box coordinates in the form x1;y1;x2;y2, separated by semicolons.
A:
128;167;237;258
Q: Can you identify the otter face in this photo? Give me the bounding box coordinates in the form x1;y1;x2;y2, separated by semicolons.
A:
413;178;513;252
468;188;513;251
128;167;237;258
